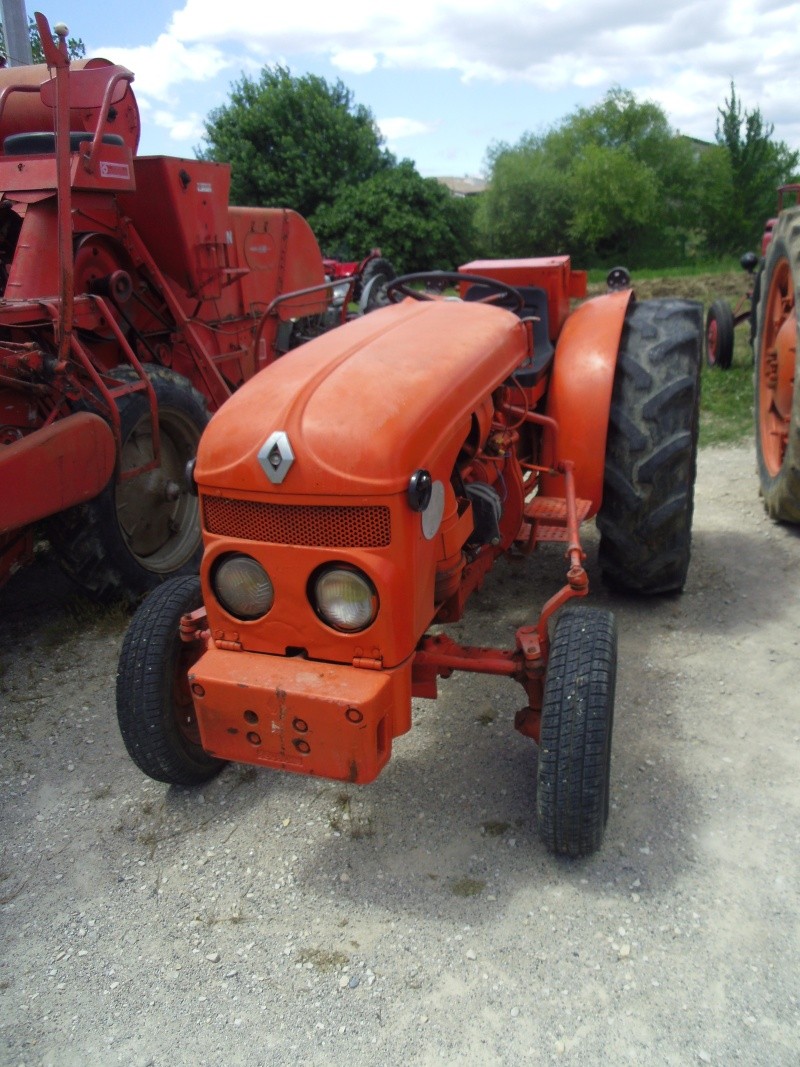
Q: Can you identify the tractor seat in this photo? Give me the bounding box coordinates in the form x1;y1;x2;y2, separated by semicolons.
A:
464;284;554;386
3;131;125;156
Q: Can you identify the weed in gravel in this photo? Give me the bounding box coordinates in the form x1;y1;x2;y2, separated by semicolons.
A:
480;820;510;836
295;948;349;971
329;792;374;839
450;877;486;897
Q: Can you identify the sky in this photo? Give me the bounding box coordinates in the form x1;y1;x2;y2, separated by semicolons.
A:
9;1;800;177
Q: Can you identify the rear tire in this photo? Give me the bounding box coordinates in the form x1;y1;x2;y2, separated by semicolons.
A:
597;299;702;594
754;207;800;522
48;366;209;603
116;575;225;785
359;257;396;311
536;607;617;858
705;299;734;369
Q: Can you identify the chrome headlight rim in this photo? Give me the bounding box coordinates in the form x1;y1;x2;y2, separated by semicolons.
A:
311;564;378;634
212;552;274;621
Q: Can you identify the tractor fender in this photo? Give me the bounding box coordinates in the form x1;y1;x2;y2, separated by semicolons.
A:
541;289;633;514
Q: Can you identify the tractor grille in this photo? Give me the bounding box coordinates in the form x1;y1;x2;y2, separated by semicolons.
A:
202;495;391;548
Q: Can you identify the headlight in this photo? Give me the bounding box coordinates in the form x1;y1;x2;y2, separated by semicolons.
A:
313;567;378;633
331;282;350;306
213;554;274;620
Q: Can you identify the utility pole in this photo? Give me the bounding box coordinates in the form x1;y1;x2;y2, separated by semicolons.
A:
1;0;33;66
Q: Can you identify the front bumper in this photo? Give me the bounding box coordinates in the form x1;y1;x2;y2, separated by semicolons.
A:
189;648;412;784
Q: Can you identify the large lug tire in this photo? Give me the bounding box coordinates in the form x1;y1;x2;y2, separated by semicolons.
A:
48;366;209;603
754;207;800;522
597;299;702;594
705;299;734;369
116;575;225;785
359;256;396;311
536;606;618;858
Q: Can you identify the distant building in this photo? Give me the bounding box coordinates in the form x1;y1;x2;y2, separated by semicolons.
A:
435;176;488;197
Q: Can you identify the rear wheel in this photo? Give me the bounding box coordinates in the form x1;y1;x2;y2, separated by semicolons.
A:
597;299;702;594
359;256;396;311
116;575;225;785
754;207;800;522
49;366;209;603
536;607;617;858
705;299;734;368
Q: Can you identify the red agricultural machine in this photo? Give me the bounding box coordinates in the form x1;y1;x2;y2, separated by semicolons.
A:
753;192;800;521
117;255;703;857
0;14;344;602
322;249;396;312
705;184;800;369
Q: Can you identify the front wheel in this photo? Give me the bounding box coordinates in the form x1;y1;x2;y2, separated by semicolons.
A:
754;207;800;522
116;575;226;785
48;366;209;603
536;607;618;858
597;299;702;594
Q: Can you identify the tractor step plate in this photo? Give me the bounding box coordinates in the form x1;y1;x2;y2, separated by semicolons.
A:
520;496;592;545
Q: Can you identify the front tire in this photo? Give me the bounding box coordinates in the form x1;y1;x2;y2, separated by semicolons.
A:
536;607;618;858
116;575;225;785
754;207;800;522
597;299;702;594
49;366;209;603
705;299;734;369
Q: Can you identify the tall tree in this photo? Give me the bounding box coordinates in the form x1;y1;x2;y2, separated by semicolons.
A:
198;67;393;223
312;160;475;272
713;82;799;251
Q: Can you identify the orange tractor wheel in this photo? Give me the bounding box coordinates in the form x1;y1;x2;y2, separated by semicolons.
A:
755;206;800;522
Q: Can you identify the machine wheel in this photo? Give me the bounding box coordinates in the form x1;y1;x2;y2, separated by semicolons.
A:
359;256;396;311
116;575;225;785
536;607;617;858
754;207;800;522
597;299;702;594
705;299;735;369
48;365;209;603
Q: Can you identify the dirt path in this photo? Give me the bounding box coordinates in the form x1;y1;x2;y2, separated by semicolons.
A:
1;442;799;1066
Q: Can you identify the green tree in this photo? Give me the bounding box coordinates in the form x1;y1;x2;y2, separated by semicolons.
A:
312;160;475;272
0;17;85;64
198;66;393;223
711;82;799;252
477;88;696;267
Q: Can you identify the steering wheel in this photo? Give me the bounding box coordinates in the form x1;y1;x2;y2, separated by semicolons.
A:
385;271;525;313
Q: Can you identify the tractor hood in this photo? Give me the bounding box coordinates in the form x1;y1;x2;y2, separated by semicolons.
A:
196;298;528;498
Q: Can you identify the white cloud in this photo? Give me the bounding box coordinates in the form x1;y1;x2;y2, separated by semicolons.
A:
331;50;379;75
151;109;206;144
378;117;440;141
93;32;234;101
92;1;800;152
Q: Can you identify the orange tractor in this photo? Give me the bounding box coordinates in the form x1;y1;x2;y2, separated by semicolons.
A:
117;258;702;857
753;191;800;521
0;15;346;602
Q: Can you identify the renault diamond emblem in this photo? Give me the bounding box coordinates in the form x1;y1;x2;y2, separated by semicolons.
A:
258;431;294;484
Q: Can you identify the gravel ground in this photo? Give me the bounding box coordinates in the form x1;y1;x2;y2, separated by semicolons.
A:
1;442;799;1066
